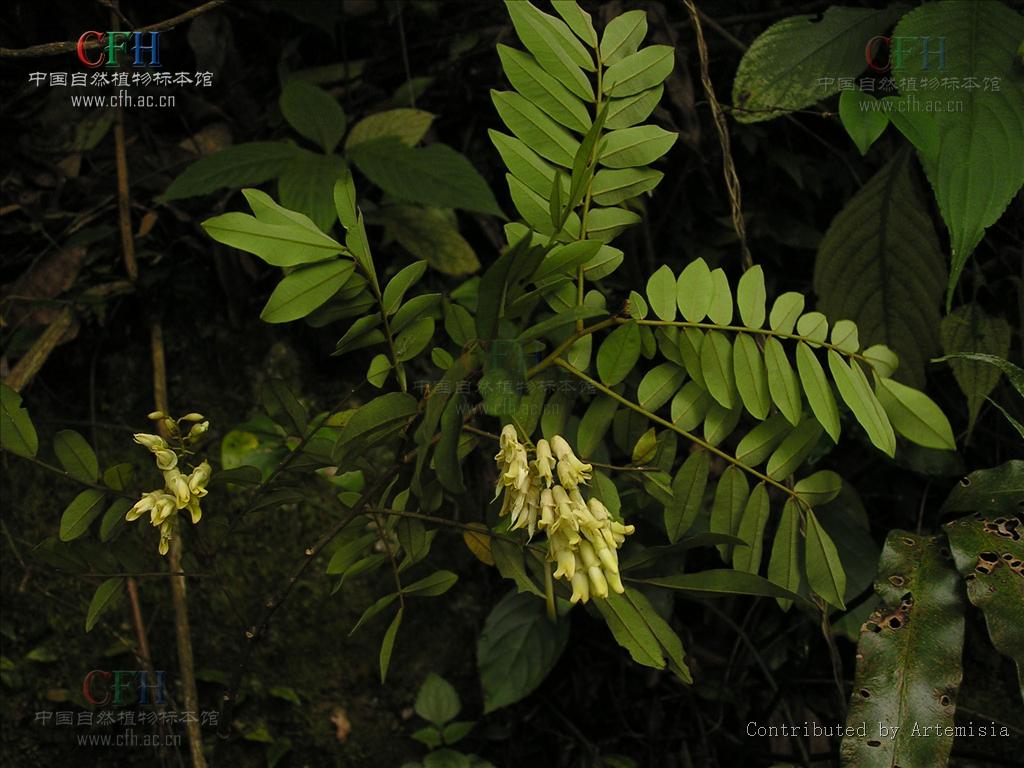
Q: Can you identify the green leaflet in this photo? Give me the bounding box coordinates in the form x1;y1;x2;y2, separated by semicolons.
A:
577;394;618;457
676;328;705;389
764;337;802;426
892;1;1024;306
795;342;841;443
202;212;344;267
585;207;641;242
939;303;1013;437
876;376;956;451
551;0;597;48
504;0;594;100
804;507;846;609
703;401;742;448
595;590;692;683
794;470;842;507
491;90;579;167
767;498;801;611
735;413;791;467
814;152;946;388
53;430;99;483
827;351;895;457
840;532;965;768
706;268;733;326
605;85;663;129
665;449;709;543
597;321;641;386
766;417;823;481
768;291;803;334
489;131;564;200
261;260;355;323
497;45;591;133
733;483;770;574
733;333;770;420
0;383;38;458
709;466;749;562
59;489;107;542
943;512;1024;699
670;382;712;432
736;265;766;329
602;45;674;97
637;363;685;413
85;577;125;633
676;258;712;322
599;125;677;169
645;264;676;322
591;167;662;206
639;569;805;604
796;311;828;347
699;331;735;409
731;5;907;123
599;10;647;66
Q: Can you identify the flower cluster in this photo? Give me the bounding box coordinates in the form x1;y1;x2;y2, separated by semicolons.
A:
125;411;212;556
494;425;634;603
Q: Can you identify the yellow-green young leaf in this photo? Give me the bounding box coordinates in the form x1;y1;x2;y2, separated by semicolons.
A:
838;88;889;155
395;316;435;362
733;333;770;419
606;85;663;129
735;413;791;467
736;265;766;328
85;577;124;632
794;470;842;507
703;401;742;447
332;171;358;230
202;213;344;267
366;354;391;388
769;291;804;334
345;108;433;150
804;508;846;609
603;45;674;97
379;606;403;683
492;90;579;167
599;125;677;169
677;258;712;322
384;205;480;277
706;268;733;325
0;383;38;458
551;0;598;47
279;79;346;153
700;331;735;409
632;427;658;464
597;321;641;386
827;351;895;457
862;343;899;379
710;466;750;561
940;303;1012;436
892;1;1024;306
60;489;107;542
638;363;685;412
830;319;860;353
670;382;712;431
261;260;355;323
591;167;663;206
795;342;841;443
796;311;828;347
666;449;709;542
731;6;906;123
585;206;642;243
767;418;824;480
733;483;770;574
504;0;594;100
497;45;591;133
768;499;801;611
875;377;956;451
53;430;98;483
382;260;427;316
599;10;647;65
764;337;802;426
676;328;705;389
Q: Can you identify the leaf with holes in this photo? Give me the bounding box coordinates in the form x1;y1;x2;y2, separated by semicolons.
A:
840;531;965;767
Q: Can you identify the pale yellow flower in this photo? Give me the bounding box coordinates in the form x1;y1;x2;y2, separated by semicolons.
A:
551;435;592;489
154;449;178;471
163;468;191;509
532;439;555;488
126;490;164;522
187;461;212;498
133;433;166;452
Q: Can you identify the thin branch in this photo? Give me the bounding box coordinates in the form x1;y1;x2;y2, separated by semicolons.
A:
0;0;228;58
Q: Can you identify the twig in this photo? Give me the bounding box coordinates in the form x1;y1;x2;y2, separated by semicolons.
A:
2;308;75;392
0;0;228;58
683;0;752;271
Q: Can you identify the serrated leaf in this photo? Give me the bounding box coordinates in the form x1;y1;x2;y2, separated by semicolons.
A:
827;351;895;457
733;333;770;420
54;430;98;483
838;89;889;155
261;260;355;323
795;342;841;443
666;449;709;543
892;1;1024;306
814;150;947;389
415;673;461;726
599;125;677;169
840;532;964;767
876;377;956;451
478;591;570;713
731;6;906;123
804;508;846;609
279;80;346;153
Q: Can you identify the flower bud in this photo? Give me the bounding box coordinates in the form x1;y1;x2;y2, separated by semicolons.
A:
180;412;205;422
570;570;590;604
133;433;166;452
606;570;625;594
587;566;609;599
533;439;555;488
147;411;166;421
186;496;202;525
186;421;209;441
154;449;178;471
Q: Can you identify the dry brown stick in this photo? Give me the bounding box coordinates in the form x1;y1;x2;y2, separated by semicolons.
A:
113;107;137;282
0;0;228;58
3;309;75;392
682;0;753;272
125;576;173;755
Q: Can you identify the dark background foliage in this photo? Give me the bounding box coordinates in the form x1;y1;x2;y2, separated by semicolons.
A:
1;1;1020;767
